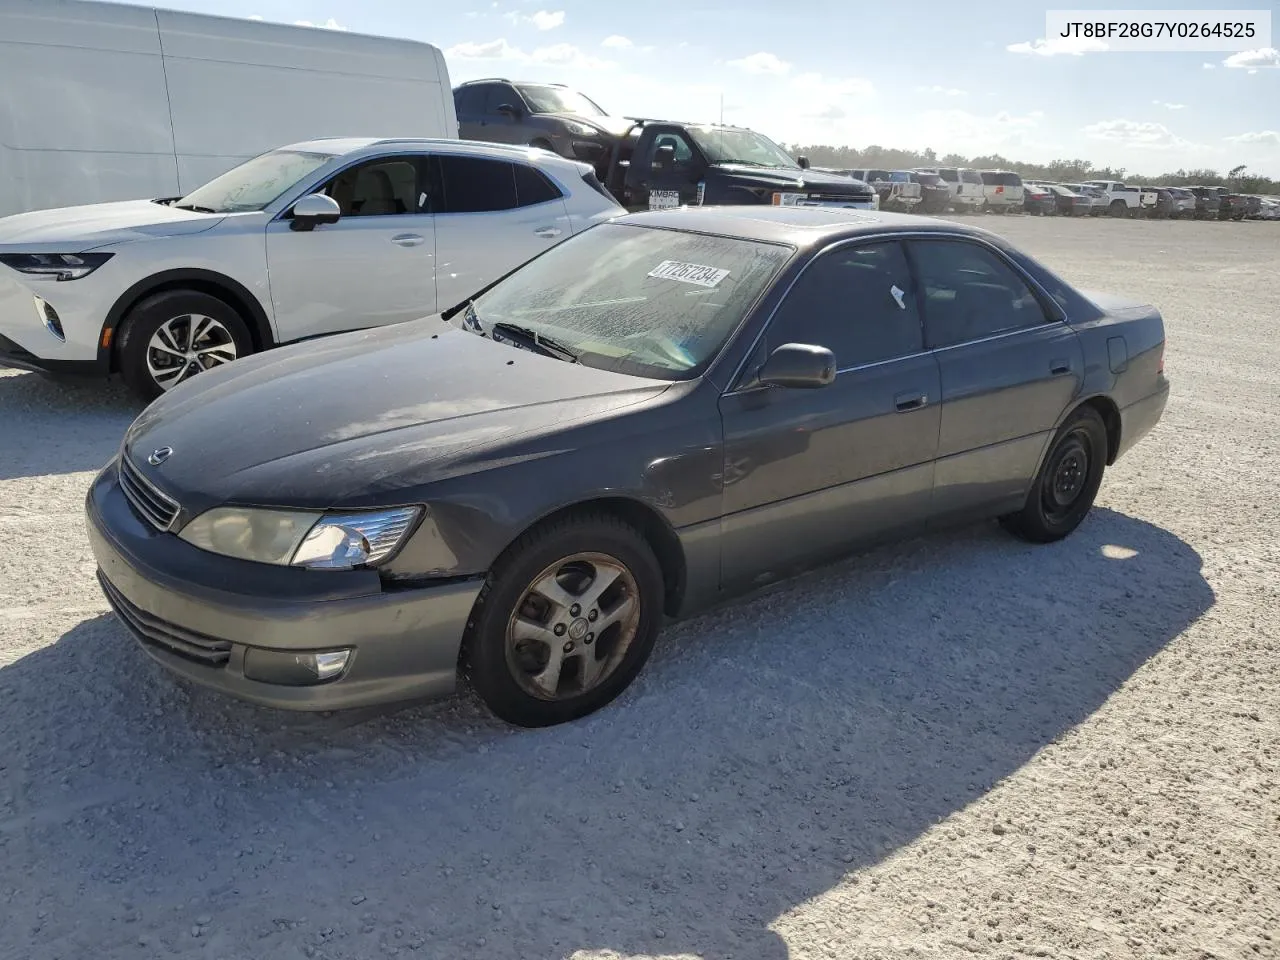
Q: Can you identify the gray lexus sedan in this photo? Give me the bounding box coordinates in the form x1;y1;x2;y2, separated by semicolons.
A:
87;208;1169;727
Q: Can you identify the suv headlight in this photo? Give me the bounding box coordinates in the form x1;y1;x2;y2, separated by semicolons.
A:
178;506;420;570
0;252;114;281
563;120;600;137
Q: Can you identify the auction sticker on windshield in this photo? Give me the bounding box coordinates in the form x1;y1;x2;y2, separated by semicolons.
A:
647;260;730;288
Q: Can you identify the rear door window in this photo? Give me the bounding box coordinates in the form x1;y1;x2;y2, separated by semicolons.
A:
513;163;563;207
909;239;1052;349
436;155;518;212
938;169;959;182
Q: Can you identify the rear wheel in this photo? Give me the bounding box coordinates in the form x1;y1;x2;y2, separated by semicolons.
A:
1109;200;1127;218
463;513;665;727
1000;406;1107;543
116;290;253;402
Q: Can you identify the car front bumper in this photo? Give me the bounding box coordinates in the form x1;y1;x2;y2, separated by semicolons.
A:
0;264;113;373
85;463;483;711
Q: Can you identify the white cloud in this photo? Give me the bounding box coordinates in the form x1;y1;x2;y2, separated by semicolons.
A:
1007;36;1108;56
917;85;967;97
1226;130;1280;147
727;51;791;75
529;9;564;30
503;9;565;30
1223;47;1280;69
601;34;632;48
1152;100;1186;110
1202;62;1216;69
1082;119;1193;150
293;17;345;30
445;37;610;69
791;72;873;98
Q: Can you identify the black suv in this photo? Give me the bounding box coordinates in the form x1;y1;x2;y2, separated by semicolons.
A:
453;79;635;175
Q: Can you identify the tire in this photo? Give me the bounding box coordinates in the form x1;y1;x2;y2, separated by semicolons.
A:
116;290;253;402
462;512;666;727
1108;200;1127;218
1000;406;1108;543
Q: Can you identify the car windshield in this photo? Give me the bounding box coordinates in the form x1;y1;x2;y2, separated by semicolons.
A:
960;170;984;184
688;127;799;169
889;171;911;182
517;85;606;116
914;173;943;185
456;224;793;380
174;149;335;213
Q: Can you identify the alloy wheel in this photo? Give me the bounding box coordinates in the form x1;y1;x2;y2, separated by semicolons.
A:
504;552;640;701
145;314;239;391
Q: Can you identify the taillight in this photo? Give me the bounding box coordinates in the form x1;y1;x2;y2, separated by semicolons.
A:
771;192;782;205
996;185;1004;194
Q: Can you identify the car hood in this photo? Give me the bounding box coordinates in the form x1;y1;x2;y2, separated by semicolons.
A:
124;322;671;509
713;165;876;195
0;200;224;252
549;113;637;137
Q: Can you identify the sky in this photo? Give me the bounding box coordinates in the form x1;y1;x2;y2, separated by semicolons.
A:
127;0;1278;177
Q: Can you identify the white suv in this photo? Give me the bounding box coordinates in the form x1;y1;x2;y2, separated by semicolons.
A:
0;138;623;398
914;166;986;212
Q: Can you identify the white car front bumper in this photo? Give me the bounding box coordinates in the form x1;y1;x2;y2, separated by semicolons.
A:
0;262;116;371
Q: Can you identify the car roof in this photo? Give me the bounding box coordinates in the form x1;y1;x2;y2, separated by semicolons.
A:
272;137;589;168
608;206;1004;250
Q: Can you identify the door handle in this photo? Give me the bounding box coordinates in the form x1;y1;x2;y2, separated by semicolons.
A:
1050;359;1072;375
894;391;929;412
533;227;563;239
391;234;425;247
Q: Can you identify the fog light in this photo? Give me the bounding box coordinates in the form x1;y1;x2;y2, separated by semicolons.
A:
243;648;351;686
34;296;65;342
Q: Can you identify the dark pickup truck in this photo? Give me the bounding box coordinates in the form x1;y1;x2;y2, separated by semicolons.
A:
600;120;879;212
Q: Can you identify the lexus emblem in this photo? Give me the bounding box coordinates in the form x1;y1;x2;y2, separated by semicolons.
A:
148;446;173;466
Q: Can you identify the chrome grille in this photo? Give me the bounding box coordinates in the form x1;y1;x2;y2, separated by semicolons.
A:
119;456;180;531
99;572;232;666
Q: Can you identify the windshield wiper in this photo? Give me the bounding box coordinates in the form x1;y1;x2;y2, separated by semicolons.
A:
171;203;218;213
491;322;579;363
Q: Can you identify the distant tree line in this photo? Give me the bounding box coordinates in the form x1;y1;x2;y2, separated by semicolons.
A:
785;144;1280;194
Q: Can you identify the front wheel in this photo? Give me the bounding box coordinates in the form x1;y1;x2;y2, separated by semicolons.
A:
1000;406;1107;543
463;513;665;727
116;290;253;401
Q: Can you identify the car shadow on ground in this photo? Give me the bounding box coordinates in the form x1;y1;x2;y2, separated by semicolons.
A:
0;369;140;481
1;508;1213;959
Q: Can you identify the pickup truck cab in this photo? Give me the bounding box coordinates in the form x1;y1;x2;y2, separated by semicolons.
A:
1082;180;1143;217
605;121;878;212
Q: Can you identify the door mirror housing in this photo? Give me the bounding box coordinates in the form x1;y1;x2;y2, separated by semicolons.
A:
796;155;810;169
757;343;836;389
496;102;522;118
289;193;341;232
652;144;676;171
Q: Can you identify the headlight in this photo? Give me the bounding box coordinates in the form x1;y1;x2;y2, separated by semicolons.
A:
178;506;420;570
0;252;113;281
563;121;599;137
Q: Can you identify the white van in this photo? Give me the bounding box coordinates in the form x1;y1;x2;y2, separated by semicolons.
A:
0;0;457;216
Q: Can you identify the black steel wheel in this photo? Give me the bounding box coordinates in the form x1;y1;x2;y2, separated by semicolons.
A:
1000;406;1108;543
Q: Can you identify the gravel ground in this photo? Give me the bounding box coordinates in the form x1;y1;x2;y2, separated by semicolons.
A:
1;215;1277;960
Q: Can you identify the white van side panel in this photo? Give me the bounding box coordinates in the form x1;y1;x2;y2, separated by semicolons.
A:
0;0;456;215
155;10;456;192
0;0;180;214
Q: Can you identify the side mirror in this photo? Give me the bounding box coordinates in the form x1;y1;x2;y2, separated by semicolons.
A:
796;156;810;170
652;144;676;171
757;343;836;389
289;193;341;232
496;103;522;118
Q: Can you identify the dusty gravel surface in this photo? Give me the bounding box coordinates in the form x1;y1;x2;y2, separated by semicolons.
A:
1;216;1277;960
